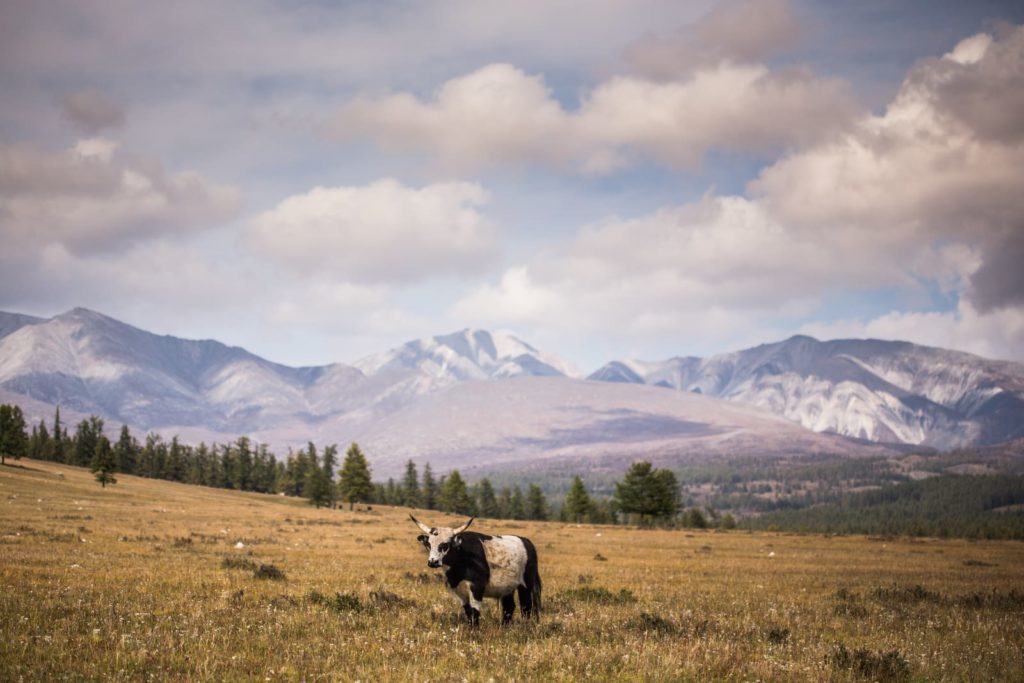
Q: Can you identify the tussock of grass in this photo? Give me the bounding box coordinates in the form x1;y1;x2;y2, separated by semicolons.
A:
957;589;1024;610
627;612;677;635
253;563;286;580
871;583;943;605
220;556;258;571
828;642;911;681
307;590;363;612
561;586;637;605
369;589;413;609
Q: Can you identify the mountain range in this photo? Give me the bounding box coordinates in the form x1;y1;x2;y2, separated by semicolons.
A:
1;307;1022;477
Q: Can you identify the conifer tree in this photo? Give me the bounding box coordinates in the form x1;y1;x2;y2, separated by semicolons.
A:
338;442;373;511
527;484;548;521
477;478;500;517
52;407;66;463
91;435;117;488
73;416;104;468
422;462;438;510
30;419;50;460
439;470;475;515
113;425;139;474
321;444;338;506
564;475;593;523
304;443;332;508
401;459;420;507
614;461;680;524
497;486;513;518
0;404;28;465
509;485;526;520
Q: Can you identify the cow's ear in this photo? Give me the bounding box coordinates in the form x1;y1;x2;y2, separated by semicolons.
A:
417;534;429;546
452;535;463;547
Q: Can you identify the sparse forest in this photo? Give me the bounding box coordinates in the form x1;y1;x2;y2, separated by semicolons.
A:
5;403;1024;539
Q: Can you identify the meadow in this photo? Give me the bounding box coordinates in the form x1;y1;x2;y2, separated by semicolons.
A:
2;459;1023;682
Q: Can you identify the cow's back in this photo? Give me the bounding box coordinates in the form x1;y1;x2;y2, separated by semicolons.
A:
480;534;528;598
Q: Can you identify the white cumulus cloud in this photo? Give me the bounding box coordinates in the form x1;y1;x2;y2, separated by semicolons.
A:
248;179;497;284
331;60;857;173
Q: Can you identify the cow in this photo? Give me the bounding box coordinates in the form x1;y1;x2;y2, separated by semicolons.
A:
410;515;541;626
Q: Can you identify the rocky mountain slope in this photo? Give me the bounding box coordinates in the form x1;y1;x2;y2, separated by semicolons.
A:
589;336;1024;449
3;308;1020;475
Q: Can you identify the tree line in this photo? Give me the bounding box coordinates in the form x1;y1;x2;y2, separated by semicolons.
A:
2;404;735;527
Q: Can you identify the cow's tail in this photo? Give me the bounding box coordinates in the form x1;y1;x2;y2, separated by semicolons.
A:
523;537;542;619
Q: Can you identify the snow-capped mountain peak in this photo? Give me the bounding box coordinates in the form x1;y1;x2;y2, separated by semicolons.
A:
354;328;580;381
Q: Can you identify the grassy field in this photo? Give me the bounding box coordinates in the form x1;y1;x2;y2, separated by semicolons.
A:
2;459;1024;682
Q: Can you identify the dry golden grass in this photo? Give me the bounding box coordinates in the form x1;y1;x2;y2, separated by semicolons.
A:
2;458;1024;682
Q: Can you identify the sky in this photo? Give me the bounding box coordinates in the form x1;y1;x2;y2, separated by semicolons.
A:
2;0;1024;372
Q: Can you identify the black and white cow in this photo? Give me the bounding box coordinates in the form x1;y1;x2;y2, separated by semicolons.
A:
410;515;541;626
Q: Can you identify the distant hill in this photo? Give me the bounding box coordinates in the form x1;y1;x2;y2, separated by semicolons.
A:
590;336;1024;449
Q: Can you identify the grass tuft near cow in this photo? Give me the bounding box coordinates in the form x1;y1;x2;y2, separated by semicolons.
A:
410;515;541;626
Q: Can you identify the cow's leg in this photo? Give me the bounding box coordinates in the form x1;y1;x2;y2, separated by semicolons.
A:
517;583;534;619
462;602;475;623
465;584;484;626
500;594;516;624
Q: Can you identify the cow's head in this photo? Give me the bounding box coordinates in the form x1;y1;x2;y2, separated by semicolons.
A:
410;515;474;568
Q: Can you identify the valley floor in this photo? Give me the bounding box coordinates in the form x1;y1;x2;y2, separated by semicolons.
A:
2;459;1023;681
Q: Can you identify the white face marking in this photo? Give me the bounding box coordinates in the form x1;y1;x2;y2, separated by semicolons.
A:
417;526;459;568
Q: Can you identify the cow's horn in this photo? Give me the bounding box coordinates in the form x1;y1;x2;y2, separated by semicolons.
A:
453;517;474;535
409;514;432;534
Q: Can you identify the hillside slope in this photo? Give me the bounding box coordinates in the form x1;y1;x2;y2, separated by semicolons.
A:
590;336;1024;449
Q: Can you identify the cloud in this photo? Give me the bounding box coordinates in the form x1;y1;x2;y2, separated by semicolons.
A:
450;267;559;324
625;0;801;79
60;88;125;133
247;179;497;284
0;138;242;254
798;300;1024;364
451;197;833;349
331;61;858;173
752;25;1024;312
449;25;1024;363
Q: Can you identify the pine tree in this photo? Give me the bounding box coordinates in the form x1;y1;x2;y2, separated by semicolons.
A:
167;436;186;482
401;460;420;507
526;484;548;521
509;486;526;520
439;470;475;515
564;475;593;522
72;416;104;468
497;487;513;518
0;404;29;465
30;419;50;460
52;407;66;463
652;469;680;520
614;461;680;524
338;442;373;511
321;444;339;506
304;443;332;508
477;478;500;517
233;436;253;490
113;425;139;474
284;448;310;496
91;435;117;488
422;463;438;510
